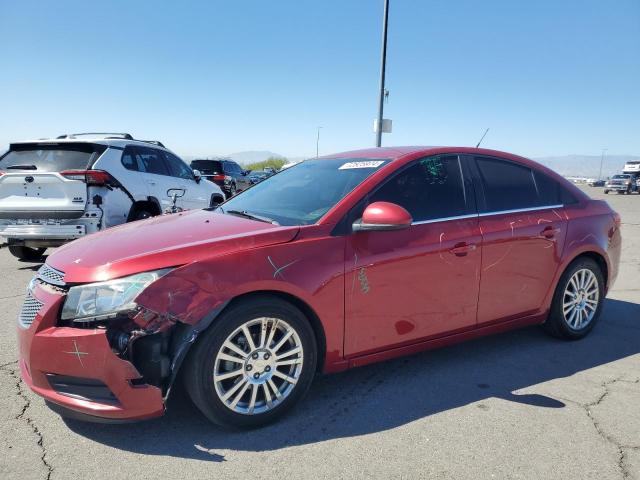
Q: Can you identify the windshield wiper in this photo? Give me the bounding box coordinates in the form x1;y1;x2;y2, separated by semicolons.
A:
7;165;37;170
226;209;279;225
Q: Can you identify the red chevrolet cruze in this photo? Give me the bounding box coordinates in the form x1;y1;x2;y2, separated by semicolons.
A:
17;147;621;428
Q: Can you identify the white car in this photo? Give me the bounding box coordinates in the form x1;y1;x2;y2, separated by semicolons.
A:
0;133;225;261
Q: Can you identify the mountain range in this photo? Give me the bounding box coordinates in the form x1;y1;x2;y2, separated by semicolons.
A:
181;150;638;177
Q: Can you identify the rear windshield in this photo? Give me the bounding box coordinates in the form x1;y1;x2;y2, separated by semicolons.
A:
190;160;223;175
0;143;107;172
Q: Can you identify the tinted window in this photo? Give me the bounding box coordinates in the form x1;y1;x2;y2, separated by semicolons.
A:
137;147;170;176
0;143;106;172
164;152;193;180
533;170;577;205
191;160;222;174
476;157;540;212
121;147;139;171
369;156;470;222
476;157;573;211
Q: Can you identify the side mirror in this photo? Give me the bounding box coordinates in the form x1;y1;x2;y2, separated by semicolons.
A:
211;193;225;206
193;169;202;183
352;201;412;232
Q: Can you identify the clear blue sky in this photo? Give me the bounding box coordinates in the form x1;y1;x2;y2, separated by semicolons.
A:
1;0;638;158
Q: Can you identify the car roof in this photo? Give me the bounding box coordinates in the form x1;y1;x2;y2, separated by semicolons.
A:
10;137;172;152
320;145;541;169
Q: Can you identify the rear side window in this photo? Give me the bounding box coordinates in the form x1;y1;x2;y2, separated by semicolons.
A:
137;147;170;176
121;146;140;171
369;155;472;222
0;143;106;172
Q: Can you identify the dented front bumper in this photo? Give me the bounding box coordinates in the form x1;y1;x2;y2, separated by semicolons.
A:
17;282;165;421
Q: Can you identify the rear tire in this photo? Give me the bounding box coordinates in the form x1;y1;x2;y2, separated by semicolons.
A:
183;296;317;429
543;257;604;340
8;246;46;262
604;190;609;194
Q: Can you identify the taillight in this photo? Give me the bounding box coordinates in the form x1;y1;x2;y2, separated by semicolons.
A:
613;211;621;228
61;170;113;186
212;174;225;182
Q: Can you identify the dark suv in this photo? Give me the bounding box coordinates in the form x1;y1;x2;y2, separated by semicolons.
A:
190;159;250;196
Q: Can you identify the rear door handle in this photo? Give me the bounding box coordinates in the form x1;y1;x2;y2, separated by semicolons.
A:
449;242;477;256
541;226;560;238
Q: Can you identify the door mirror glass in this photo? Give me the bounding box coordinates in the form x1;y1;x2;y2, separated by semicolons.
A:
352;201;412;232
192;169;202;182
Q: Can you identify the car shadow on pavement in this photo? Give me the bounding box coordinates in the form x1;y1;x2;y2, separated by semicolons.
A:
63;298;639;461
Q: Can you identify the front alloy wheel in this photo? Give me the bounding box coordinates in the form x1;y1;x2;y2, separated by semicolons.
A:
214;318;304;414
184;296;317;428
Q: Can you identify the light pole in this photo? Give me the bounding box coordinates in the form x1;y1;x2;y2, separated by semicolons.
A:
316;126;322;157
375;0;390;147
599;148;608;180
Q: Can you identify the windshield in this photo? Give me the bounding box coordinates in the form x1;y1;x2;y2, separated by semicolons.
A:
0;143;106;172
220;158;390;225
612;175;630;179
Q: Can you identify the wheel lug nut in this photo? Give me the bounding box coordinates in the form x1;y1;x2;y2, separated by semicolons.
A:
252;353;259;359
264;353;270;360
265;366;271;372
246;364;252;371
254;372;260;379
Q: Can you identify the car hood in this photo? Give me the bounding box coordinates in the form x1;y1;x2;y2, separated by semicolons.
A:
47;210;300;284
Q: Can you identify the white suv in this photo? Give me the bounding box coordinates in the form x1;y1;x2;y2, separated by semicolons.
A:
0;133;225;261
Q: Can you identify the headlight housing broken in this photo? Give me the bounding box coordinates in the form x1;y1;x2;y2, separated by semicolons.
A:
60;269;173;323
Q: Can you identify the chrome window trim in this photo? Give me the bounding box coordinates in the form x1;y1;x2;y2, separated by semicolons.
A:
410;204;564;226
412;213;478;225
478;204;564;217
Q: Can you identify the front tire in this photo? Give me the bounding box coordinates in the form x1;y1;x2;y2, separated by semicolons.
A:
8;246;46;261
543;257;604;340
183;296;317;428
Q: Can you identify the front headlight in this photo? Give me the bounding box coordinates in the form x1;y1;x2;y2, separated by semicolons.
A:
61;268;173;322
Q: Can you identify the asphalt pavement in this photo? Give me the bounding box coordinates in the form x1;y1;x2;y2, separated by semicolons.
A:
1;186;638;480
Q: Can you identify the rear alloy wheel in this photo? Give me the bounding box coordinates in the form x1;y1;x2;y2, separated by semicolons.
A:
8;246;46;262
544;257;604;339
184;296;317;428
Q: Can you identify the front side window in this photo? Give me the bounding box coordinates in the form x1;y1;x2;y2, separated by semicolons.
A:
164;152;193;180
220;158;389;225
368;155;470;222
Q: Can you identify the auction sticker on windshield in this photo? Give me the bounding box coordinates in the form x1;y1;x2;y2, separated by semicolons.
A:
338;161;386;170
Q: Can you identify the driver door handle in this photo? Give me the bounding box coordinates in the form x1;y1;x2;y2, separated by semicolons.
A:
449;242;477;256
541;226;560;238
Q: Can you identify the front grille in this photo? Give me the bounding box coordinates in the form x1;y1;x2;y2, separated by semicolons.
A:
37;264;66;286
18;293;44;328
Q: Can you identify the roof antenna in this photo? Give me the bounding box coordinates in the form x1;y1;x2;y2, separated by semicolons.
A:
475;128;489;148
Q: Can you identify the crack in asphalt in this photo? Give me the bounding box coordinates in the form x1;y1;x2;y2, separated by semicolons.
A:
2;362;54;480
582;377;639;480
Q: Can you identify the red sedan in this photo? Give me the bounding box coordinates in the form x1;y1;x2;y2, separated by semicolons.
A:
17;147;621;428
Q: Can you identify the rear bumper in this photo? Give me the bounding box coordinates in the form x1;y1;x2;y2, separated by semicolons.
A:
17;283;165;421
0;223;87;240
605;185;630;191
